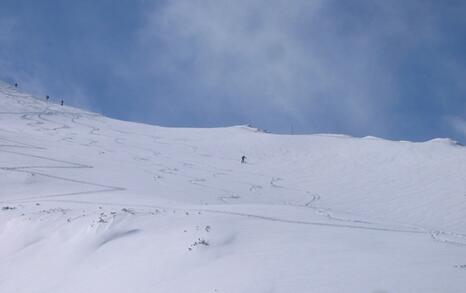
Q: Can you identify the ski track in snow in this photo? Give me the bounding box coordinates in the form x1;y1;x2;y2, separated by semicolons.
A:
0;133;421;237
1;85;466;249
0;132;463;247
0;89;125;201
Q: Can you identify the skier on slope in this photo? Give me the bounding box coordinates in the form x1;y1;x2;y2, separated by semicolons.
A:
60;100;64;106
241;155;246;164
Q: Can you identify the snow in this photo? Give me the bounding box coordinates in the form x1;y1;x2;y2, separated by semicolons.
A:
0;82;466;292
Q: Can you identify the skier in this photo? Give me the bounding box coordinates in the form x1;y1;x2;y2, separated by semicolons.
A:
241;155;246;164
14;83;18;88
46;95;50;101
60;100;64;106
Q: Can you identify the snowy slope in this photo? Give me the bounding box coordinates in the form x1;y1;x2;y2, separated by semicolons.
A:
1;82;466;293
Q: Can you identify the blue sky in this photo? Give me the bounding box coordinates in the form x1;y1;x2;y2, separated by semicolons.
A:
1;0;465;143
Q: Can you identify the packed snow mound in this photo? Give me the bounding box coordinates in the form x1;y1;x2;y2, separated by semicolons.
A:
1;82;466;293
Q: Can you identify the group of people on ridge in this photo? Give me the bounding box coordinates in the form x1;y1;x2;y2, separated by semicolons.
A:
13;82;64;106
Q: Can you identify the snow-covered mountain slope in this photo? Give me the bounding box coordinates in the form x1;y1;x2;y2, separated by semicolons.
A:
1;82;465;293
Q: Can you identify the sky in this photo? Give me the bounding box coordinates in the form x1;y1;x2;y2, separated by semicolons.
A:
0;0;465;143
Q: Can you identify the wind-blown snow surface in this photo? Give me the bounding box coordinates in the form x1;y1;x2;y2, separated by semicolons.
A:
1;82;466;293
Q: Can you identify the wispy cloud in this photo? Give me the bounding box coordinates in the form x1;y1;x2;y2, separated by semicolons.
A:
138;0;448;135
